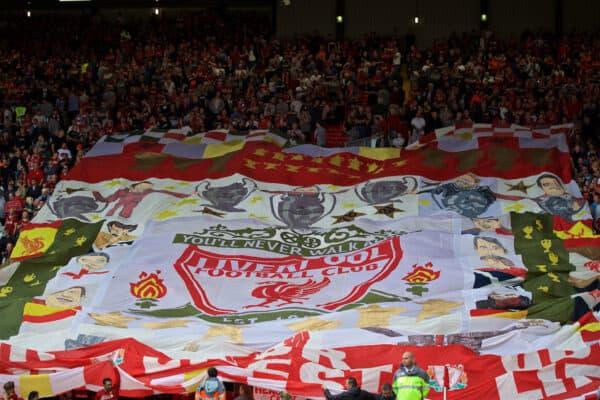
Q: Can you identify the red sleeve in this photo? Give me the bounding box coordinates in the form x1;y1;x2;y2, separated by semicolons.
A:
104;189;125;203
154;189;189;198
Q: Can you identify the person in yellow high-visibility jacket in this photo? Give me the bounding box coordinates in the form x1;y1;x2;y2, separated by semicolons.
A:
195;367;226;400
392;352;430;400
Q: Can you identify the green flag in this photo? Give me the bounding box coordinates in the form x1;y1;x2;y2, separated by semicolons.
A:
0;219;103;339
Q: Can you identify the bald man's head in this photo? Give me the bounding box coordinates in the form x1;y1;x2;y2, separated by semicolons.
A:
402;352;415;369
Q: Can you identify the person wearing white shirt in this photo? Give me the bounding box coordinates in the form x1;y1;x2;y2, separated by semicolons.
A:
410;110;426;144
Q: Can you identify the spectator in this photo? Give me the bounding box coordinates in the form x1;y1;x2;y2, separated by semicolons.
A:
1;241;13;264
287;121;305;145
0;9;596;226
392;352;430;400
234;385;253;400
391;131;405;149
315;121;327;146
322;377;375;400
409;110;426;144
195;367;226;400
377;384;394;400
94;378;118;400
5;193;23;216
1;381;18;400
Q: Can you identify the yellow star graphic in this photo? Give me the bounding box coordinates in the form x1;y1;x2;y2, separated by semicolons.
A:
265;162;278;170
273;153;285;161
178;198;199;206
88;312;140;328
327;185;340;190
254;148;268;157
415;299;463;322
164;185;177;190
105;179;125;188
203;325;243;343
392;160;407;167
143;320;194;329
177;181;191;186
504;202;526;213
538;286;549;293
356;304;406;327
505;180;534;194
156;209;179;220
244;159;257;169
343;202;357;209
329;169;342;175
348;158;361;171
329;155;343;167
89;214;103;221
291;154;304;161
418;199;432;206
286;165;301;173
249;196;263;204
367;162;382;173
308;167;320;173
287;317;342;332
75;236;87;246
313;157;324;164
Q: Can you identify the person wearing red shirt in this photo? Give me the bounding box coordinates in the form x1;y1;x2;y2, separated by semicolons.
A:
258;115;272;129
26;148;42;171
4;210;18;236
27;162;44;186
1;381;19;400
4;193;23;216
95;378;118;400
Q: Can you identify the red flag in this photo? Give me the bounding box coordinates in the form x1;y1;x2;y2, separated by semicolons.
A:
443;365;450;389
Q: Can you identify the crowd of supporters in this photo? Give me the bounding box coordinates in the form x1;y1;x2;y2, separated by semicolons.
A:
0;10;599;260
405;30;600;227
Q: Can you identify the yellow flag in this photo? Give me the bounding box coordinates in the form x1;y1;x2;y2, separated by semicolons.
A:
11;222;60;261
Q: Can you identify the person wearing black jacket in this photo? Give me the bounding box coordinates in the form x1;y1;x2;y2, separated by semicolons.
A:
323;377;377;400
377;383;394;400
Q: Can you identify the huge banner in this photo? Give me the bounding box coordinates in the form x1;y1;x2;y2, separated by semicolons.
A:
0;124;598;400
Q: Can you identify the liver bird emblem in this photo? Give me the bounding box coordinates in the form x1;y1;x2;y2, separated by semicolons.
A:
20;236;45;255
244;277;331;308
